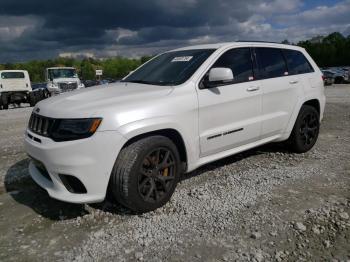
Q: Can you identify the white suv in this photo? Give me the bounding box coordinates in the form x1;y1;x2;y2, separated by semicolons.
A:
25;42;325;212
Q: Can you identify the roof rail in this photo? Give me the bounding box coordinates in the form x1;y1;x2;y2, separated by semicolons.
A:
236;40;294;45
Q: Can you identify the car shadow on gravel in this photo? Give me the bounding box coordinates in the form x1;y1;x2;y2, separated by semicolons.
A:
4;143;290;218
4;158;89;221
182;142;290;181
90;143;292;215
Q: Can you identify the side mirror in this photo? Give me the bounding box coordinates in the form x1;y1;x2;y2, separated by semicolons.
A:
208;67;234;82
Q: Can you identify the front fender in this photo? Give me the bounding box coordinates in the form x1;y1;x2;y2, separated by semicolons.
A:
116;116;198;170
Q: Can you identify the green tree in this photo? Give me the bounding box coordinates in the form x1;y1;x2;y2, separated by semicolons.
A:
80;59;95;80
3;32;348;83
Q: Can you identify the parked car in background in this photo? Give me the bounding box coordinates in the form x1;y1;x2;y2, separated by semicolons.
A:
98;78;117;85
0;70;42;110
25;42;325;213
321;70;335;86
83;78;118;87
328;67;349;84
340;67;350;81
46;67;85;95
82;79;99;88
98;79;110;85
31;82;50;98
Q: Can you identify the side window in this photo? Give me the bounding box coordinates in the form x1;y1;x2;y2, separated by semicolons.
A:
256;48;288;79
212;48;254;84
283;49;314;75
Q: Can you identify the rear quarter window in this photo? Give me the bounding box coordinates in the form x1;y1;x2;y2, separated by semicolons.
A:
283;49;314;75
1;72;25;79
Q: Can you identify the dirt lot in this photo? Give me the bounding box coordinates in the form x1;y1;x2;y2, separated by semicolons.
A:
0;85;349;262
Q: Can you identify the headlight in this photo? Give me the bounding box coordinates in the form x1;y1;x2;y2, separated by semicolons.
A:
50;118;102;142
49;82;58;88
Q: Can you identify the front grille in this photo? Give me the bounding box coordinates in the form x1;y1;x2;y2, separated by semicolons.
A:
28;113;55;137
59;82;78;92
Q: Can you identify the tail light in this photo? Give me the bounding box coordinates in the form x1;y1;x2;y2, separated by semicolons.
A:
321;75;325;81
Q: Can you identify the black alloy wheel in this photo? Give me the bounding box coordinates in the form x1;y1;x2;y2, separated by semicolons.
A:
299;112;319;146
288;105;320;153
138;147;176;203
110;136;181;213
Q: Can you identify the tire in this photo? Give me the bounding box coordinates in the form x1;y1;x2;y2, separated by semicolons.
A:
29;92;37;107
110;136;181;213
1;94;8;110
288;105;320;153
334;77;344;84
44;89;50;98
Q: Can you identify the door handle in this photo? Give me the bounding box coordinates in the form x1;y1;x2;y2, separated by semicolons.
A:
246;86;260;92
289;80;299;84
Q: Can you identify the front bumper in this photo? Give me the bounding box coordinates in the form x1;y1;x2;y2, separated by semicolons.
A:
47;84;84;95
24;129;127;203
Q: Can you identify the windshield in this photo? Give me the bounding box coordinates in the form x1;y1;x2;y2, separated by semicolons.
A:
48;68;77;80
123;49;215;86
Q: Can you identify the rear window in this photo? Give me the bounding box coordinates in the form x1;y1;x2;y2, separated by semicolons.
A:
283;49;314;75
256;48;288;79
1;72;25;79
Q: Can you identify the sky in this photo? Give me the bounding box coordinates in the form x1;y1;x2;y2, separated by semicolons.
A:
0;0;349;62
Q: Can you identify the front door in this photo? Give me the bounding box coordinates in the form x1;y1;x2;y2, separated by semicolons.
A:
197;48;262;157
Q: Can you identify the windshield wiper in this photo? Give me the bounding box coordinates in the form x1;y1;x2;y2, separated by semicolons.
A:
122;80;153;85
122;80;173;86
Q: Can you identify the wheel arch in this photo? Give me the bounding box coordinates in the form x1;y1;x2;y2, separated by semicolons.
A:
303;99;320;116
121;128;188;171
280;97;322;142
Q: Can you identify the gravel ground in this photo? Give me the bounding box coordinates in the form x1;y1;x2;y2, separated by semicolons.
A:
0;85;349;261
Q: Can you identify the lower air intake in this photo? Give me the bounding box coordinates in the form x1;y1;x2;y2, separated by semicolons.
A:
59;174;87;194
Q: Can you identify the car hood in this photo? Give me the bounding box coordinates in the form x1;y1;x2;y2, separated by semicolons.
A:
35;82;174;119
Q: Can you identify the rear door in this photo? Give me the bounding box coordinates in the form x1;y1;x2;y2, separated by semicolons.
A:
283;49;317;90
198;47;262;156
255;47;303;138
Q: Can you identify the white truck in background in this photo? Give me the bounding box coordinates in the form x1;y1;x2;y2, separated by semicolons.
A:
46;67;85;95
0;70;41;110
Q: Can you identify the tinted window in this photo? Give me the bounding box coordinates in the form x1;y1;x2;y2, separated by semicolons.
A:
124;49;215;86
256;48;288;79
283;49;314;75
1;72;25;79
212;48;254;84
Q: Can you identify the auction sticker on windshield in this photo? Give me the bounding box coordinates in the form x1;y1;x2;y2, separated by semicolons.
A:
171;56;193;62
